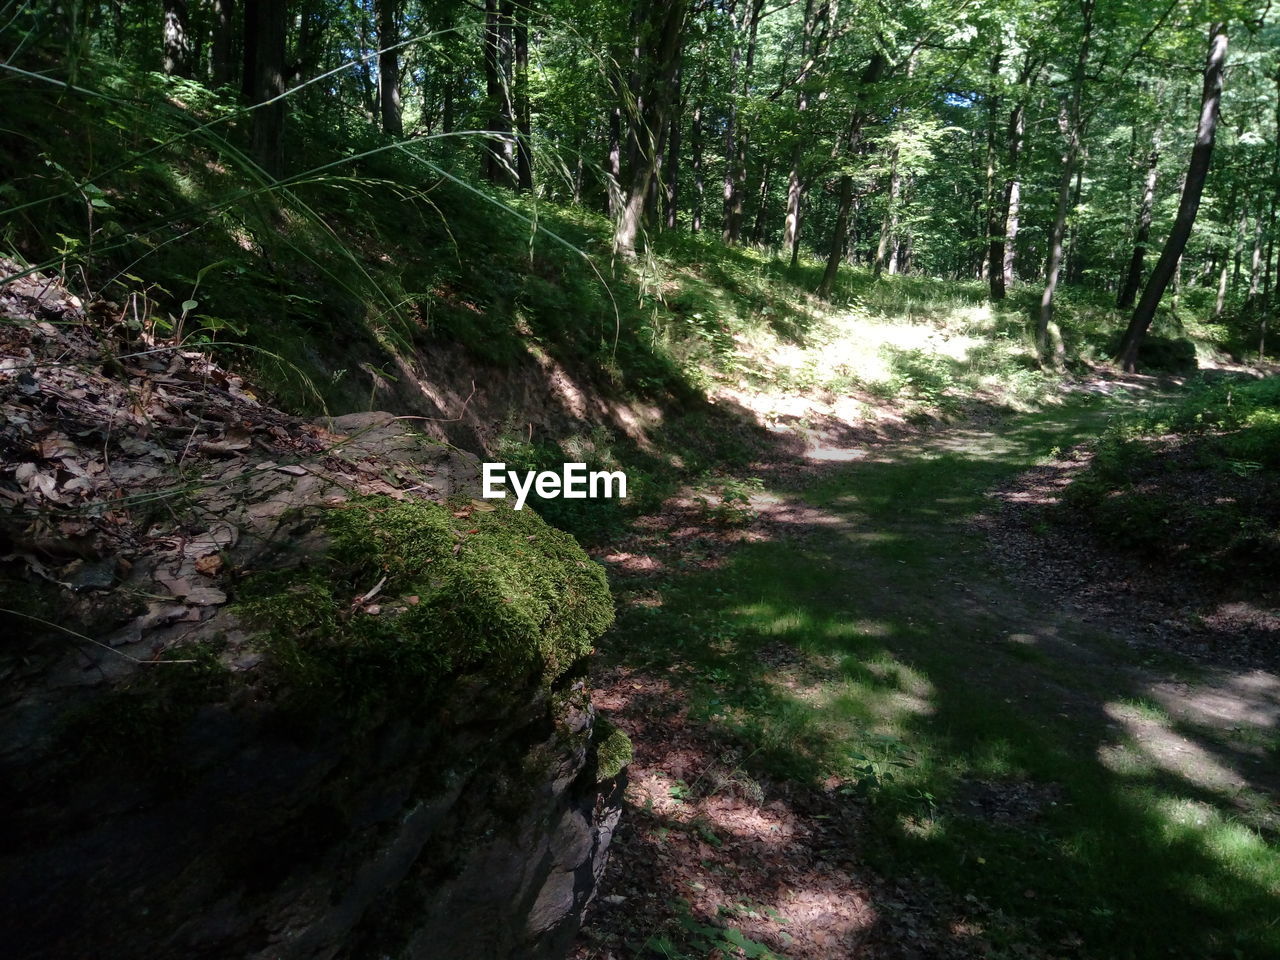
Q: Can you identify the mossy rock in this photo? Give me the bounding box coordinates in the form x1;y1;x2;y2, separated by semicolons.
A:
238;495;614;714
592;718;633;783
1106;333;1198;373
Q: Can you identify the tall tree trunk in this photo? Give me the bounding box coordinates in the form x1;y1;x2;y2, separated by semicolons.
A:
1065;160;1086;284
356;6;377;117
246;0;287;174
1117;140;1159;308
818;175;854;298
607;109;623;215
378;0;402;137
996;103;1026;298
1118;23;1229;371
690;98;703;232
982;49;1002;283
211;0;234;87
481;0;513;185
664;75;682;229
163;0;192;77
614;0;686;256
874;148;901;279
514;0;533;190
723;0;763;244
750;160;771;243
990;52;1036;300
819;52;887;299
1259;68;1279;357
1035;0;1094;369
783;0;820;265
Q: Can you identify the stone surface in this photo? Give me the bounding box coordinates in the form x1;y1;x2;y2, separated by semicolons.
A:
0;270;627;960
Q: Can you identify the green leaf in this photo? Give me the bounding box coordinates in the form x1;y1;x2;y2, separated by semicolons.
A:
181;299;199;314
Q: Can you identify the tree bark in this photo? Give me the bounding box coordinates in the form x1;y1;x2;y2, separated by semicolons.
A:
481;0;516;186
514;0;533;190
211;0;234;87
664;72;682;229
723;0;763;244
874;148;901;279
377;0;403;138
982;50;1002;283
163;0;192;77
1035;0;1094;369
750;160;771;243
246;0;288;175
996;103;1026;298
1117;141;1159;308
1117;23;1229;371
820;52;887;299
614;0;686;256
690;98;703;232
783;0;821;265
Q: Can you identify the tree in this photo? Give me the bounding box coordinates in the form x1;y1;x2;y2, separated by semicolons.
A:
378;0;403;137
162;0;192;77
1117;22;1229;371
614;0;687;256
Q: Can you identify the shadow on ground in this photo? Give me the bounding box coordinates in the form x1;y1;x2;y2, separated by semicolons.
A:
574;394;1279;960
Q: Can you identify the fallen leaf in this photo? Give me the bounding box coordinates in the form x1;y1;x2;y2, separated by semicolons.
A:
195;554;223;577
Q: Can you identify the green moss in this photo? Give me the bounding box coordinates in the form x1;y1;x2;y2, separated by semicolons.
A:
237;495;614;713
592;718;633;783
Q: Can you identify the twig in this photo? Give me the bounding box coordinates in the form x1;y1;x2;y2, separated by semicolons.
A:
0;607;198;664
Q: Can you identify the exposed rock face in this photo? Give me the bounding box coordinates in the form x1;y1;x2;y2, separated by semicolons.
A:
0;266;628;959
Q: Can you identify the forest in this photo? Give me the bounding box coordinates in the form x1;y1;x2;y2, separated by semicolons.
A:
1;0;1278;958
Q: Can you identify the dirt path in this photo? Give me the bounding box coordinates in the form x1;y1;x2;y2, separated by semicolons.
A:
573;390;1279;960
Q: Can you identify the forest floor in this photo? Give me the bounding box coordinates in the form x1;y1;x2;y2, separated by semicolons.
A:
572;376;1279;960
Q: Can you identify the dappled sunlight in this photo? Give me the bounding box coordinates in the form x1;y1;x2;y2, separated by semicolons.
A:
1103;702;1251;796
1148;669;1280;731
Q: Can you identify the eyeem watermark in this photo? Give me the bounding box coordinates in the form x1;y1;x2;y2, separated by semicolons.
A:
482;462;627;510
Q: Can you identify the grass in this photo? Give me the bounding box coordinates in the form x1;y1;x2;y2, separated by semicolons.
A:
1064;376;1280;586
600;393;1280;959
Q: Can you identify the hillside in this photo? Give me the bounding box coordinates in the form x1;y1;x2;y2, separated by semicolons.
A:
3;4;1280;959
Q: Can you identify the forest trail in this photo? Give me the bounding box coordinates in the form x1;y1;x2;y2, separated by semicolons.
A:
577;384;1280;960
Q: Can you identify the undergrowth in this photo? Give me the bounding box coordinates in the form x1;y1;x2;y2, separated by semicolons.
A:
1065;376;1280;582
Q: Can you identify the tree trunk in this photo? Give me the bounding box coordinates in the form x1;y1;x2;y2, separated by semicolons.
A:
211;0;234;87
750;160;770;243
723;0;762;244
163;0;192;77
999;106;1025;297
782;0;819;264
377;0;402;138
690;98;703;232
982;50;1002;284
355;7;377;117
614;0;686;256
874;149;901;279
605;102;622;216
1065;160;1086;284
664;78;682;229
820;52;886;299
818;176;854;299
481;0;515;186
514;1;533;190
246;0;287;174
1035;0;1094;369
1117;23;1229;371
1117;141;1159;308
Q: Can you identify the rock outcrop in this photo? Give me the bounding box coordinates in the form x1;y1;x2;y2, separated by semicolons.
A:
0;263;627;959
